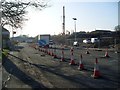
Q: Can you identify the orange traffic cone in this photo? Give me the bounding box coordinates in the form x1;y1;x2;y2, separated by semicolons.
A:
42;48;44;52
86;48;90;54
91;58;101;79
51;49;54;56
38;48;40;51
45;47;47;53
53;46;57;58
43;48;45;52
41;48;43;52
47;48;50;54
49;49;52;55
39;48;40;51
44;49;46;52
39;48;41;51
105;48;109;57
60;47;65;61
53;54;57;58
69;47;76;65
78;54;84;70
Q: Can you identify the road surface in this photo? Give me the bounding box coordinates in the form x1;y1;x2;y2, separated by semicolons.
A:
2;43;120;89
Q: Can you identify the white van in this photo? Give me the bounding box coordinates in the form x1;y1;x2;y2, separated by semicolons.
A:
73;41;79;46
91;38;99;43
83;39;91;44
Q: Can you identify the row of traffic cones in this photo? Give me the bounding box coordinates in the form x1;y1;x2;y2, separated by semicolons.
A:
85;48;110;58
78;55;100;79
39;46;58;58
38;46;102;79
39;47;100;79
68;47;101;79
68;47;100;78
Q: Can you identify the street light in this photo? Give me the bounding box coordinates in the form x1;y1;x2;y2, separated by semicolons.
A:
72;18;77;41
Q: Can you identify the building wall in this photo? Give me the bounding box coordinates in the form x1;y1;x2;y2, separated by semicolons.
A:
2;28;10;49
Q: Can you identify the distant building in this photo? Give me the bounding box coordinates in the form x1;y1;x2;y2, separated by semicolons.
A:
2;27;10;49
95;30;112;33
11;35;34;43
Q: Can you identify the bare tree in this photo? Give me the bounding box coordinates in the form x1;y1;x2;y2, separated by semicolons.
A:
1;0;49;29
114;25;120;32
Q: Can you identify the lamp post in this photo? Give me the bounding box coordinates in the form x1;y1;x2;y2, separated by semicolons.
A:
114;28;118;53
72;18;77;41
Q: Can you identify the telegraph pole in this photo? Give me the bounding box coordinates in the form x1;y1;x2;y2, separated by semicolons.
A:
63;6;65;35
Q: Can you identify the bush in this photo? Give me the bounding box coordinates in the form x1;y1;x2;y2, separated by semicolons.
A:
2;49;9;56
116;44;120;52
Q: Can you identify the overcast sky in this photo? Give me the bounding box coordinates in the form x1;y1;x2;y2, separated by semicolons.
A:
12;0;119;37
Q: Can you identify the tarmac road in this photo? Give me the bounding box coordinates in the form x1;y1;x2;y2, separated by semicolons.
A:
2;43;120;89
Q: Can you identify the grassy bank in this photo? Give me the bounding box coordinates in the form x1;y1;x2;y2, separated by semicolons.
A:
2;49;9;56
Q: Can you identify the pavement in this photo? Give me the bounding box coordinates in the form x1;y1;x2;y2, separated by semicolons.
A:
2;43;120;89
